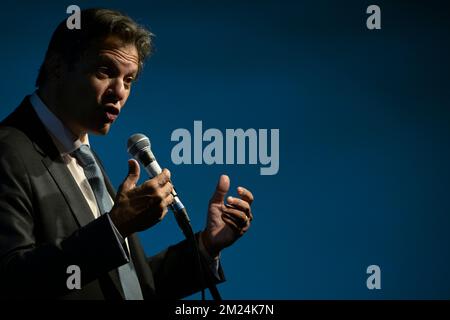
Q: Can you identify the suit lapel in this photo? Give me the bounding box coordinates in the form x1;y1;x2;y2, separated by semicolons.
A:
42;156;95;228
2;97;96;228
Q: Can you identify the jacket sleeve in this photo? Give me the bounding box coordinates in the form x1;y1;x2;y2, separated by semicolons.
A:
0;141;128;299
148;232;225;299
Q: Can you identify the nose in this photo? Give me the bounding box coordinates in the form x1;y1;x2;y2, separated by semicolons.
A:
106;78;126;104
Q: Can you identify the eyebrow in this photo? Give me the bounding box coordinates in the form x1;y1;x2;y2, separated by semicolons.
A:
96;54;138;77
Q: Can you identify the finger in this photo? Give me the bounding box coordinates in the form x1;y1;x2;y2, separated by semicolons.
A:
147;169;171;189
139;169;171;194
221;213;248;236
209;175;230;205
153;190;174;219
221;213;241;231
119;159;140;193
226;196;250;215
130;177;172;206
158;206;169;221
164;193;174;207
237;186;254;205
227;197;253;221
159;181;174;199
223;205;250;227
157;169;171;187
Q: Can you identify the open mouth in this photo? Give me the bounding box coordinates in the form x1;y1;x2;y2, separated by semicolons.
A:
103;105;120;122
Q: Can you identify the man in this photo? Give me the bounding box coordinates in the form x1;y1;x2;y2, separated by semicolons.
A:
0;8;253;300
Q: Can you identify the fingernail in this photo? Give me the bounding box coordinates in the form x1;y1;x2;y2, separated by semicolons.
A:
227;196;233;202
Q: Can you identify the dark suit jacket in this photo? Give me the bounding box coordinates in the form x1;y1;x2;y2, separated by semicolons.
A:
0;97;223;299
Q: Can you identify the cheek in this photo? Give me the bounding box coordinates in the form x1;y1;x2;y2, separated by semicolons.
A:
122;91;131;105
64;74;101;102
88;77;109;100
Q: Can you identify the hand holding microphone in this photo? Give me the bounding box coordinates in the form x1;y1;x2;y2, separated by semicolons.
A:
127;134;194;239
109;134;193;240
108;137;176;238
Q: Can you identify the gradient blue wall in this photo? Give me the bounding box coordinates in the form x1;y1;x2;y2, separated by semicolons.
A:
1;0;449;299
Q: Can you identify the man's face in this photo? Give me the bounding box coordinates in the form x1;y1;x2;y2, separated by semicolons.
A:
57;36;139;136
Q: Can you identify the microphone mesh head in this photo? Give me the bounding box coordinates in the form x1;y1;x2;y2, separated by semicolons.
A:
127;133;151;157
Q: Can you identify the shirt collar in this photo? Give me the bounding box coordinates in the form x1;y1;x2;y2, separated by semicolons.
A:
30;91;89;155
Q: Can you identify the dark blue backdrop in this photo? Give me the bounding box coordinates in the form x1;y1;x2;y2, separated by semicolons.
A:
1;0;449;299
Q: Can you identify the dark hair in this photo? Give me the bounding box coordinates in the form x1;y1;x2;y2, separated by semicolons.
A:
36;8;153;87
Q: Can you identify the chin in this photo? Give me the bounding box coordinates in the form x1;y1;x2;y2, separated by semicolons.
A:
91;124;111;136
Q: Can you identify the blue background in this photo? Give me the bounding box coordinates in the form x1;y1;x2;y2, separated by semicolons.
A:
1;0;450;299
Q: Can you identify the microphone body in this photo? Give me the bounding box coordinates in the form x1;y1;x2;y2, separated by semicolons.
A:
127;134;192;238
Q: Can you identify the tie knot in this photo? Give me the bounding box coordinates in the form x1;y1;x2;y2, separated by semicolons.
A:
72;144;96;168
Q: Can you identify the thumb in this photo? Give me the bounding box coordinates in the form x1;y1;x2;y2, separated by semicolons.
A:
119;159;140;193
209;174;230;204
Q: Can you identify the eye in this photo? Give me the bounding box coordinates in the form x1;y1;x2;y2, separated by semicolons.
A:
95;67;110;78
124;76;135;89
124;76;134;85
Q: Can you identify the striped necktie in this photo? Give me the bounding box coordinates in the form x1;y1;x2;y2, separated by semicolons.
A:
72;144;144;300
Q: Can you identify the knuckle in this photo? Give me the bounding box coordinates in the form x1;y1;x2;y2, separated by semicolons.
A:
145;180;157;191
159;172;169;184
156;190;165;201
163;168;170;177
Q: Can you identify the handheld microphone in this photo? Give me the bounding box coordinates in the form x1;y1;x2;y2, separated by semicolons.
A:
127;133;222;301
127;133;192;239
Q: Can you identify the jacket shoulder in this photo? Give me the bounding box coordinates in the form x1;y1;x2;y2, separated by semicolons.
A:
0;96;58;158
0;125;35;153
